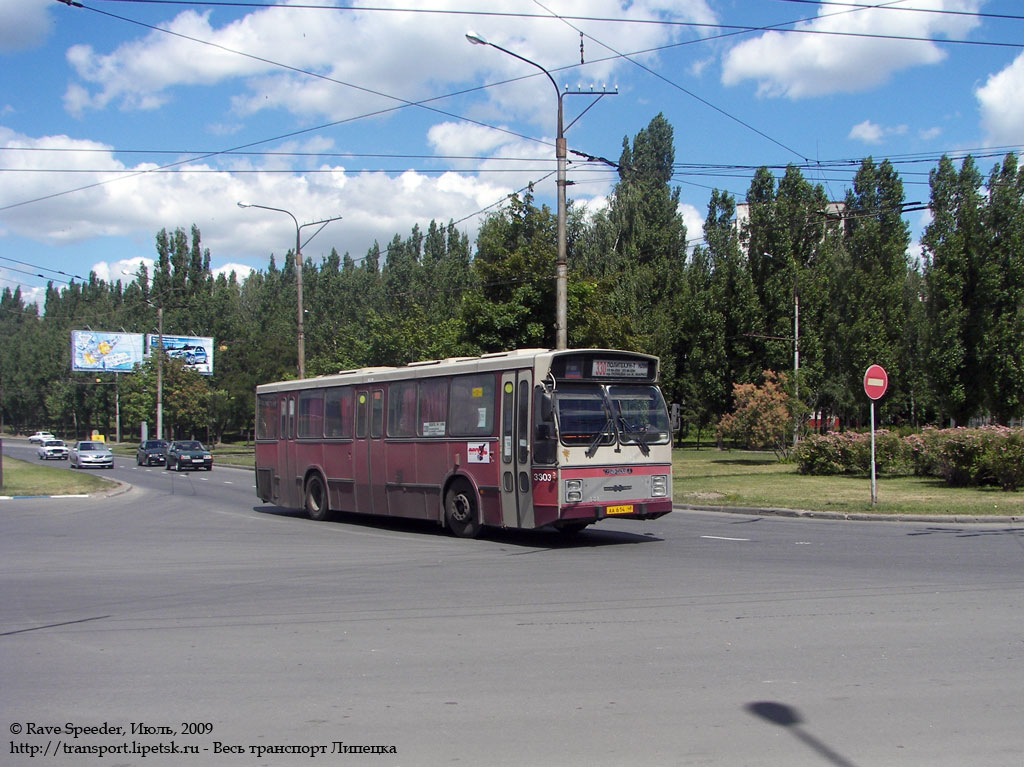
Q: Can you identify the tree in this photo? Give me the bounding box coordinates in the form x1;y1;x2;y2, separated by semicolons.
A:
717;370;794;458
840;158;911;425
460;190;557;351
981;153;1024;423
921;155;987;425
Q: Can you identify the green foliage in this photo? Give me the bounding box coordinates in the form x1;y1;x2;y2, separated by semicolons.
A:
800;427;1023;491
2;117;1023;445
795;431;913;476
717;370;793;458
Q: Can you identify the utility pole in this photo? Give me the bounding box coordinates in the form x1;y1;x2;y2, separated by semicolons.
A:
466;32;616;349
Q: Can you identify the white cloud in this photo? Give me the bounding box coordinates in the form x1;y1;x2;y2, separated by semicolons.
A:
848;120;908;144
976;52;1024;147
850;120;884;144
0;123;520;277
90;257;155;285
62;0;718;127
428;122;511;156
0;0;53;53
679;202;704;247
213;262;255;281
722;0;982;99
918;126;943;141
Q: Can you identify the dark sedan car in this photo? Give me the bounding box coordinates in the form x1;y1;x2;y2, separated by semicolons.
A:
165;440;213;471
136;439;169;466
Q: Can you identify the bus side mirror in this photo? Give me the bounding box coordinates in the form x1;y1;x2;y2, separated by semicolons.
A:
539;392;553;422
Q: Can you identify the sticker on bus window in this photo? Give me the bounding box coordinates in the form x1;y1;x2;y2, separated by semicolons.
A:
467;442;491;463
477;408;488;428
422;421;445;437
471;387;484;398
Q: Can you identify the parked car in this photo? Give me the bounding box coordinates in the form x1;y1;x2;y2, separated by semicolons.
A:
28;431;55;444
37;439;69;460
165;440;213;471
136;439;169;466
167;345;207;366
70;440;114;469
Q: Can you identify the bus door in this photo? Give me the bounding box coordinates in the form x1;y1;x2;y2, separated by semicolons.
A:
499;370;535;528
279;395;297;506
353;389;372;513
353;388;386;515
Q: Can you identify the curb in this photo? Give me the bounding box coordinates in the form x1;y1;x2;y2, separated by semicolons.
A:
0;478;132;502
675;503;1023;525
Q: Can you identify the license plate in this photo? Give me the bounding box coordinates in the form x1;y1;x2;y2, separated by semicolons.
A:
606;504;634;515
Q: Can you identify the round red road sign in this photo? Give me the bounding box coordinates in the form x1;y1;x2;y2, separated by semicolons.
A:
864;364;889;400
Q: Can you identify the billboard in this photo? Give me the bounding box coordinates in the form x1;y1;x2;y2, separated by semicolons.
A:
147;334;215;376
71;331;146;373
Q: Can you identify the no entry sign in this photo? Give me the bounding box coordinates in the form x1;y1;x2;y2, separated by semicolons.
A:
864;364;889;400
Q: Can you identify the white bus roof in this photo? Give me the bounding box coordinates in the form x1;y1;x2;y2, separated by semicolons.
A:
255;348;658;394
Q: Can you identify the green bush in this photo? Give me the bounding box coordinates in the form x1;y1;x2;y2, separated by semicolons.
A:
985;431;1024;491
796;430;912;476
798;427;1022;491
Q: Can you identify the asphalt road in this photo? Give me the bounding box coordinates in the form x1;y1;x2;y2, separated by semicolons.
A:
2;440;1023;766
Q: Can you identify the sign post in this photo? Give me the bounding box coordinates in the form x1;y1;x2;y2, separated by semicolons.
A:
863;364;889;505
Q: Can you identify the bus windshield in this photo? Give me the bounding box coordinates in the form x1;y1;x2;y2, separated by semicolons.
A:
554;384;670;451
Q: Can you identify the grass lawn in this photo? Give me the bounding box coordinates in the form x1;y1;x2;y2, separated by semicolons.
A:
5;441;1020;516
673;448;1024;517
0;457;117;497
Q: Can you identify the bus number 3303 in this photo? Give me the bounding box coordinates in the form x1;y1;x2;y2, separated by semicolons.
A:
533;472;555;483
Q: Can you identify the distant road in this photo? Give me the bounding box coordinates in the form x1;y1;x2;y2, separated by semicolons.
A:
2;439;1023;766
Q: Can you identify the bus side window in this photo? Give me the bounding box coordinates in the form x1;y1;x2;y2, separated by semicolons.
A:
370;389;384;439
356;392;368;438
257;394;278;440
325;387;352;438
387;382;417;437
298;390;324;438
449;374;494;436
418;378;448;437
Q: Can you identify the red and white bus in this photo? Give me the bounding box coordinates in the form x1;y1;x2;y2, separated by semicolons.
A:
254;348;673;537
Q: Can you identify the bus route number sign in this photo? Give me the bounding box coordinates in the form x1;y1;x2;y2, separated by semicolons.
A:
592;360;649;378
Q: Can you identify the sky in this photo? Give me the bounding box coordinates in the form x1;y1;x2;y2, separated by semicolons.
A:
2;0;1023;308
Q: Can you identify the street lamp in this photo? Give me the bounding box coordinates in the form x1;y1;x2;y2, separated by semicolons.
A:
466;31;569;350
238;202;342;378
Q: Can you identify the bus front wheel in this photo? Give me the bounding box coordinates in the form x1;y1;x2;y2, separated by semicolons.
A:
304;474;333;521
445;481;481;538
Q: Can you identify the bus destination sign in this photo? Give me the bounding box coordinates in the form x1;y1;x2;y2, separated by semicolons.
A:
592;359;649;378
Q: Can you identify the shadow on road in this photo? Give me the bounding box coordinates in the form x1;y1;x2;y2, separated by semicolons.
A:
252;505;662;549
746;701;860;767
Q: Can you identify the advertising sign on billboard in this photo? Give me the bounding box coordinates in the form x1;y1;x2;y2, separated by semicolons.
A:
71;331;146;373
147;334;215;375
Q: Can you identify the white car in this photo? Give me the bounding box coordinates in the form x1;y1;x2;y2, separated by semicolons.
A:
28;431;56;444
70;441;114;469
37;439;69;460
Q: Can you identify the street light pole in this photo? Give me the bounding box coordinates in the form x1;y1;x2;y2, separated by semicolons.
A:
466;31;569;349
238;202;342;378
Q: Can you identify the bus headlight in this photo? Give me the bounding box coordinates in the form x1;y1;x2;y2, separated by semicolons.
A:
651;475;668;497
565;479;583;503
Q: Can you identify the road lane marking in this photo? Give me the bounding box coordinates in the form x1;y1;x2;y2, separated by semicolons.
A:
701;535;750;542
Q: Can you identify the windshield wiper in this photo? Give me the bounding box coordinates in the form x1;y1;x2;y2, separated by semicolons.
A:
615;415;651;456
585;414;616;458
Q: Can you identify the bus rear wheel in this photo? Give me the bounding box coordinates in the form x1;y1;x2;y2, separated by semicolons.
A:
304;474;333;521
445;481;481;538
